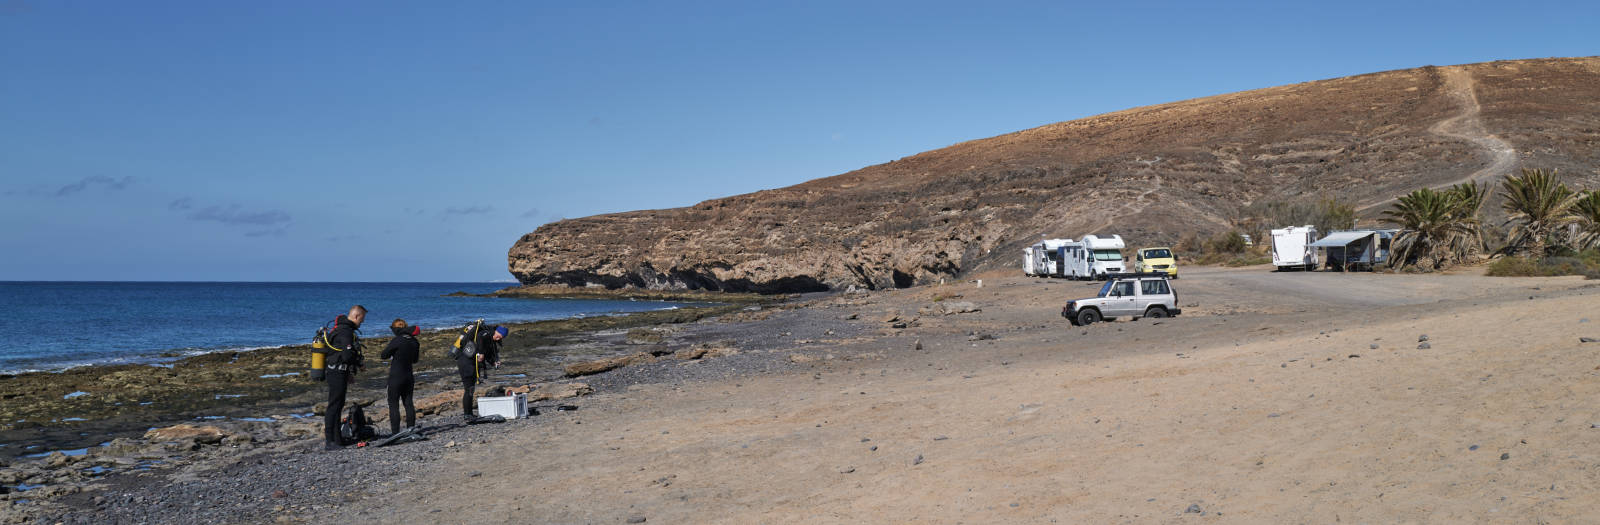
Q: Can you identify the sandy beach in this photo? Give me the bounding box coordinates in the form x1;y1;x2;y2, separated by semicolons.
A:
10;265;1599;523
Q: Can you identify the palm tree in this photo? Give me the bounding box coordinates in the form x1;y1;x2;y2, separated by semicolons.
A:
1573;190;1600;250
1500;168;1581;257
1383;188;1474;269
1445;181;1488;256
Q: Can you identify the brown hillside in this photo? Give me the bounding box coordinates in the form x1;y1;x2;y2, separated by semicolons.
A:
509;57;1600;292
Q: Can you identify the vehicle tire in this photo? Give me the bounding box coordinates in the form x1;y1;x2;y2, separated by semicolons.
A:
1144;307;1169;319
1075;309;1101;325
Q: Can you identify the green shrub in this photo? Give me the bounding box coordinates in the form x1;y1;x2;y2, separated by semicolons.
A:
1486;250;1600;278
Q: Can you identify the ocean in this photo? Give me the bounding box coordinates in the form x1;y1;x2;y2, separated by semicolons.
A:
0;281;693;374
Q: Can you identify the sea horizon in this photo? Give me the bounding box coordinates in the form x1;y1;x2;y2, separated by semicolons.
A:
0;281;687;374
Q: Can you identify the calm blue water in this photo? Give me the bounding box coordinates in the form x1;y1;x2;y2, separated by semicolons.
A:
0;282;694;374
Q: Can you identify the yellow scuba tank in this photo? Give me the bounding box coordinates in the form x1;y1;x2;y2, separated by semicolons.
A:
309;327;331;381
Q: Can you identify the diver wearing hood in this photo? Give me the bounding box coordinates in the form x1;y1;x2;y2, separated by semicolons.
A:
456;324;506;418
324;305;366;450
380;319;421;434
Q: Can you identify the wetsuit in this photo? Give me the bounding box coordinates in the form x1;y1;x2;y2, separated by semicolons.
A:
323;315;363;447
455;325;502;417
380;326;420;434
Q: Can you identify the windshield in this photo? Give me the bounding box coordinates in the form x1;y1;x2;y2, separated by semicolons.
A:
1096;281;1113;297
1093;249;1123;261
1143;249;1171;259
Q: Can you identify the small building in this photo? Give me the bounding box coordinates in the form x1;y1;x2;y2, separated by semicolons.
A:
1310;229;1398;271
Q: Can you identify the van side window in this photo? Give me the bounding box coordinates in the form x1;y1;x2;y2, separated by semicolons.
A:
1141;280;1169;295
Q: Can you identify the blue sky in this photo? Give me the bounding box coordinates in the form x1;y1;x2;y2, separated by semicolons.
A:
1;1;1595;281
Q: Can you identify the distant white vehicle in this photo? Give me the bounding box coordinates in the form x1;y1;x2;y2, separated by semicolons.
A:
1270;226;1319;271
1061;234;1127;280
1026;238;1074;277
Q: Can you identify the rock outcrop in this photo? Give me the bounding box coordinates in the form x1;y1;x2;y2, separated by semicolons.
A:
509;57;1600;293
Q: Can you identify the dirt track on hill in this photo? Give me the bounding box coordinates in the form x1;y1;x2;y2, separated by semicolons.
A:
1359;66;1521;215
323;267;1600;524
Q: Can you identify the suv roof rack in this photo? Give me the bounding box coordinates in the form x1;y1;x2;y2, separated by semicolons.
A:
1103;272;1171;279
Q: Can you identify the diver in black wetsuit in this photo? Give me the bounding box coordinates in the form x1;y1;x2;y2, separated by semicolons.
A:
455;324;505;418
323;305;366;451
380;319;421;434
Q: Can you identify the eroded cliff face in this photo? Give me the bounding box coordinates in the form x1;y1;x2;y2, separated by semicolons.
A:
509;57;1600;293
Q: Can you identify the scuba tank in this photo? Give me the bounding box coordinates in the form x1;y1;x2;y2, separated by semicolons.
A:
309;321;336;381
449;319;484;360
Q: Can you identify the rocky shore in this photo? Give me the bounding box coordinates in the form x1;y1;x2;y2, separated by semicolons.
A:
0;293;774;523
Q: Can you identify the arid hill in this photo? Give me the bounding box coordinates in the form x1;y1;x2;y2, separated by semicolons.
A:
509;57;1600;293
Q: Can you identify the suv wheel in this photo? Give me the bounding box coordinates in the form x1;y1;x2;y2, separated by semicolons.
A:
1075;308;1101;325
1144;307;1169;319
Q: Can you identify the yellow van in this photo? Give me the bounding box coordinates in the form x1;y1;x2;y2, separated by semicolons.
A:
1133;247;1178;278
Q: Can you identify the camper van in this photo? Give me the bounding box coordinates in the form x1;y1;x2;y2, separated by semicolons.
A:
1041;238;1075;277
1061;234;1127;280
1024;239;1072;277
1270;226;1319;271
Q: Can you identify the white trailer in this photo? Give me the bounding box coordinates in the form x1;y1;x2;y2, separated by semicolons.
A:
1270;225;1319;271
1062;234;1127;280
1022;246;1038;276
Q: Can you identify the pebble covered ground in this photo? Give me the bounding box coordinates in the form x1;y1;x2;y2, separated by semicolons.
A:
13;295;860;524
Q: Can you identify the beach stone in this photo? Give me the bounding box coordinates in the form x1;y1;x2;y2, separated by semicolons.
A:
1186;503;1203;514
1418;334;1429;342
881;311;902;323
1418;342;1431;349
415;390;465;416
1580;337;1598;343
564;353;655;377
938;301;981;315
1500;452;1511;460
145;424;227;445
625;328;664;345
912;454;924;465
627;517;647;524
1369;343;1379;349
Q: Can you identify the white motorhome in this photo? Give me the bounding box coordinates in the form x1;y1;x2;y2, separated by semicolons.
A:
1270;225;1319;271
1022;246;1038;276
1061;234;1127;280
1039;238;1077;276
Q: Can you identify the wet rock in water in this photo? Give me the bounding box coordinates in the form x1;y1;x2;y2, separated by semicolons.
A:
46;451;74;468
1418;342;1431;349
1186;503;1203;514
1418;334;1429;342
145;424;228;445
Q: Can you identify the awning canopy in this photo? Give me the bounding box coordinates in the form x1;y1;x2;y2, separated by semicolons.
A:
1311;231;1375;248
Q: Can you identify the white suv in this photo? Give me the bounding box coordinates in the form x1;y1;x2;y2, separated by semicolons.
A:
1062;273;1181;325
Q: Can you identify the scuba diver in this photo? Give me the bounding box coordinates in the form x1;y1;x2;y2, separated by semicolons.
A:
455;323;506;419
323;305;366;451
380;319;421;435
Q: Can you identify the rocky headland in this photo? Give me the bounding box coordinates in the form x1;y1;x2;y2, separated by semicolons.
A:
508;57;1600;293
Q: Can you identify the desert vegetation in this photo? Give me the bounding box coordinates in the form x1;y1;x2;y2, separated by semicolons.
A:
1377;168;1600;276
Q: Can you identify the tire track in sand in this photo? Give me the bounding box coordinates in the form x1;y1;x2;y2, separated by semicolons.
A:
1358;67;1518;214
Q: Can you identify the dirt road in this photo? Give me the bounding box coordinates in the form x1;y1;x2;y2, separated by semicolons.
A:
1359;67;1520;215
314;266;1600;524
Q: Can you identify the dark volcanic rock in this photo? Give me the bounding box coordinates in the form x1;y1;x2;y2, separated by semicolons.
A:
506;57;1600;293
